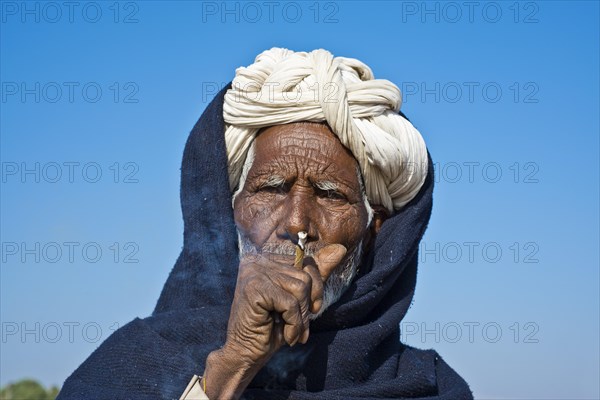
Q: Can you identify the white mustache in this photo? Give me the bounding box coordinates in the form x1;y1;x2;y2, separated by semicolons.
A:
259;242;317;257
238;236;318;258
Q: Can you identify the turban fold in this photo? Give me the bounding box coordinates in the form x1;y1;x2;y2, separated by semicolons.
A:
224;47;428;213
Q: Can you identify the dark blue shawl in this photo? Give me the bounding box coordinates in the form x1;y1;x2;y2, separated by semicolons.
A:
57;84;473;400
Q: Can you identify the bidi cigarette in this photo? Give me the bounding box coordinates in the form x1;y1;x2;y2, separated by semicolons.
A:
294;231;307;270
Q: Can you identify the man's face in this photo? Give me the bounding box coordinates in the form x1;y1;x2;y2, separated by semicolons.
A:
233;122;372;314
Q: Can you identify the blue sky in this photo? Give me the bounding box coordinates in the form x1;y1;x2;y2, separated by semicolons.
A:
1;1;598;398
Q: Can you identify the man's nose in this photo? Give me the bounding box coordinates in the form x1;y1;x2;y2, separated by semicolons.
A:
277;188;315;243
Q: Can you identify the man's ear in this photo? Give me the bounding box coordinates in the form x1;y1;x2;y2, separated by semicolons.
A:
371;205;389;236
363;205;390;253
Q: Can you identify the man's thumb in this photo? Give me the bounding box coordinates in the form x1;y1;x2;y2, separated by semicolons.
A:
313;244;347;281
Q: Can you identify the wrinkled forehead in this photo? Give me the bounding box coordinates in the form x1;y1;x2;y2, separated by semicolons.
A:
251;122;361;183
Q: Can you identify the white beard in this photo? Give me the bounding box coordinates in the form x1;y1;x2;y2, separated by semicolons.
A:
237;231;363;320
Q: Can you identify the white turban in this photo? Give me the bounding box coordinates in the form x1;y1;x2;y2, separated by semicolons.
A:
223;47;428;213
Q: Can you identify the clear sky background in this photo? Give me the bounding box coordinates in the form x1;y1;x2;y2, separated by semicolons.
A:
1;1;598;399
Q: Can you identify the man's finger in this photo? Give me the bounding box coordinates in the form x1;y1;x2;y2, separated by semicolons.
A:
271;274;311;306
270;274;311;332
299;326;310;344
258;285;306;346
301;262;324;314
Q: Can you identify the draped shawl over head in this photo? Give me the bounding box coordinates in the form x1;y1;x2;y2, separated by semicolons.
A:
57;86;472;400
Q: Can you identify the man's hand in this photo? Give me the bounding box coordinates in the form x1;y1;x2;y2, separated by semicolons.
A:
203;244;347;400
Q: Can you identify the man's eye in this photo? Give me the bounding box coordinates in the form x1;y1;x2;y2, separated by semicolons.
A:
327;191;346;200
317;188;346;201
259;184;288;194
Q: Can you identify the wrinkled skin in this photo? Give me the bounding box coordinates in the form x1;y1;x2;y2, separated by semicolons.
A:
203;123;386;399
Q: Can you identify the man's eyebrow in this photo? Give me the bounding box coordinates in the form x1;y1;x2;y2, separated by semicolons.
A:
313;180;339;191
259;174;286;187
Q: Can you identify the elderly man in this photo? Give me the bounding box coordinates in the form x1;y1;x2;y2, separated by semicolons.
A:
57;48;472;400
